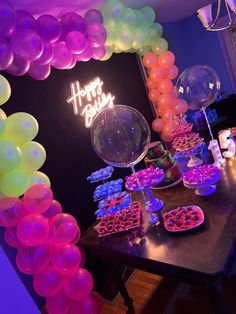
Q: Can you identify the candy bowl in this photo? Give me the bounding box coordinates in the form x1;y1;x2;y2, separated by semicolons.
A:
183;164;221;196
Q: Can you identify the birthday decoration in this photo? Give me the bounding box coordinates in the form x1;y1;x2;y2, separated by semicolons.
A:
0;75;103;314
218;129;236;158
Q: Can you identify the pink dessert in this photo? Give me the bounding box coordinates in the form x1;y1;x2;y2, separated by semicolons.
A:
162;205;204;232
183;164;220;186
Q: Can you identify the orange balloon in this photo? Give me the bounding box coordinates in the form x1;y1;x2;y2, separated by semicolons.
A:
169;86;178;98
149;66;167;83
161;132;174;142
162;122;175;137
143;52;159;69
167;65;179;80
174;99;188;114
148;89;159;102
155;106;163;117
152;118;163;132
158;94;177;109
158;50;175;69
146;77;157;90
157;79;173;94
161;109;176;123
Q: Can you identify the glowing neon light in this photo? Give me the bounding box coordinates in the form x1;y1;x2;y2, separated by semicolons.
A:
218;129;236;158
208;139;226;168
67;77;115;128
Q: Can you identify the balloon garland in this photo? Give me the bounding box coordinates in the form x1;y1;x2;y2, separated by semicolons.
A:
0;75;103;314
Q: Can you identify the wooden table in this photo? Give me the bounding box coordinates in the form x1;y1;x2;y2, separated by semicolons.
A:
79;158;236;313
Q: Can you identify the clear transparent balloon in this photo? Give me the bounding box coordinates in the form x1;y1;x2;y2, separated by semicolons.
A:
90;105;151;168
176;65;220;110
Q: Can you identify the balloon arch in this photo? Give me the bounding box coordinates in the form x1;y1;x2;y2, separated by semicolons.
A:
0;0;191;313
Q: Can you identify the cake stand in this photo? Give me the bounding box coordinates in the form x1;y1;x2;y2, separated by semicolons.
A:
183;164;221;196
125;166;165;225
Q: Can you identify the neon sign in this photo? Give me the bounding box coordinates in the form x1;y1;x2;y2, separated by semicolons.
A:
67;77;115;128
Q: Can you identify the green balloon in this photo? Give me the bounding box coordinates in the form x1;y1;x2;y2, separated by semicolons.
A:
0;139;21;173
132;28;149;50
152;23;163;37
18;141;46;174
102;0;124;27
4;112;39;145
0;109;7;135
140;7;156;27
0;169;29;197
123;8;136;26
105;26;117;46
29;171;51;187
151;37;168;55
137;46;151;56
101;46;113;61
115;27;133;51
133;10;145;28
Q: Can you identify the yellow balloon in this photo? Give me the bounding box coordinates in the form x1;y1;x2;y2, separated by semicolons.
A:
0;75;11;106
100;46;113;61
0;139;21;173
29;171;51;187
4;112;39;145
0;109;7;135
0;169;29;197
19;141;46;174
151;37;168;55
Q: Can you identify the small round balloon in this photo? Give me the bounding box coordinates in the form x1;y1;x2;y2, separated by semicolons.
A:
0;75;11;105
90;105;150;168
176;65;220;110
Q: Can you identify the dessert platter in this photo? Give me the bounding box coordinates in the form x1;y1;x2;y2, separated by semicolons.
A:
87;166;114;183
93;178;123;201
183;164;221;196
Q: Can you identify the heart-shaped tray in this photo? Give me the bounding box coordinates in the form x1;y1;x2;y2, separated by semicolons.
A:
162;205;204;232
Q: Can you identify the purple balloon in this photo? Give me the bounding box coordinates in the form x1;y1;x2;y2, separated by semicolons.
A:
28;62;51;80
0;39;13;70
15;10;36;31
86;23;107;47
77;44;93;62
0;0;16;37
65;54;77;70
61;12;87;35
51;42;72;69
84;9;103;24
4;226;22;248
10;29;43;61
34;39;53;65
65;31;86;54
7;54;30;76
92;46;106;60
36;14;62;44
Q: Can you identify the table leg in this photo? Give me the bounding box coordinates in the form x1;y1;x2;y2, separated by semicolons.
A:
207;281;228;314
113;267;134;310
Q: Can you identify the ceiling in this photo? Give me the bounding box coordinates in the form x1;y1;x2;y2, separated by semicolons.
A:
8;0;215;23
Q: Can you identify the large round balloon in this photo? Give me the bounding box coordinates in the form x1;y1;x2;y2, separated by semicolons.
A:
90;105;150;168
176;65;220;110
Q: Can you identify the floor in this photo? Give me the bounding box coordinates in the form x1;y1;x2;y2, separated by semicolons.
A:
102;269;236;314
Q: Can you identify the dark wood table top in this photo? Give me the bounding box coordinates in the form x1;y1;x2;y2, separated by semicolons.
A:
79;157;236;284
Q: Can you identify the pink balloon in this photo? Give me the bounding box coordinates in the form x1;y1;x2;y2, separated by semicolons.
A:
51;244;81;275
167;65;179;80
64;268;94;300
15;10;36;31
157;78;174;94
78;247;85;267
71;230;81;245
162;122;175;137
158;50;175;69
23;184;53;214
84;9;103;24
33;266;63;297
152;118;163;133
157;94;176;109
65;31;86;54
0;0;16;37
64;54;77;70
0;197;26;227
10;29;43;61
70;293;99;314
161;109;176;123
16;243;51;274
17;213;49;246
43;200;62;219
174;99;188;114
49;213;80;246
6;54;30;76
61;12;87;35
46;289;72;314
28;62;51;80
51;42;73;69
35;39;53;65
4;226;22;248
77;44;93;62
92;46;106;60
36;15;62;43
86;23;107;47
0;39;13;70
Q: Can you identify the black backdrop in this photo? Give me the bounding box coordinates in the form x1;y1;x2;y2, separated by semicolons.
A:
2;53;157;231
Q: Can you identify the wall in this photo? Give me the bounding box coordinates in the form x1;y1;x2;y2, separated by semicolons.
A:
162;12;234;96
